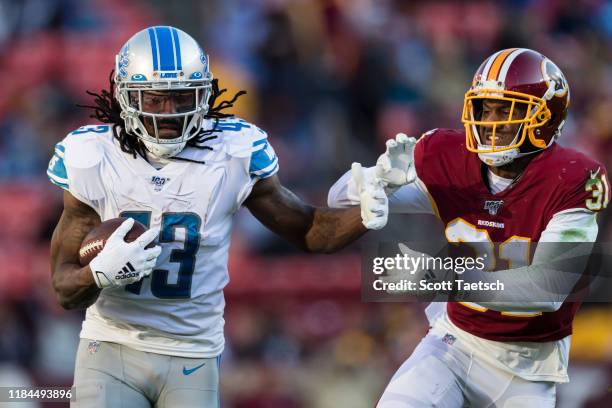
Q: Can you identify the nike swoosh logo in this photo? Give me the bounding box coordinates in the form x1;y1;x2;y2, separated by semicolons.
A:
182;362;206;376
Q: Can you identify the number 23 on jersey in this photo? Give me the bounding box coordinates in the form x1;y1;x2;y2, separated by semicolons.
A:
120;211;201;299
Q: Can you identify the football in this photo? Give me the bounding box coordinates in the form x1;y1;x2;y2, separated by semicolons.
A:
78;217;150;266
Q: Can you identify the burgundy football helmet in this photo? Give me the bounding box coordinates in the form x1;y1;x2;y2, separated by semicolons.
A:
462;48;570;166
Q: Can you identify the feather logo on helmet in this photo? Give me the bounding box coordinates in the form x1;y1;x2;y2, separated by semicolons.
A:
199;48;208;67
193;48;209;80
118;44;130;78
542;59;569;99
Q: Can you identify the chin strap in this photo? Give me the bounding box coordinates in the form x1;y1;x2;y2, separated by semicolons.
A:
478;145;547;167
142;140;186;159
478;148;519;167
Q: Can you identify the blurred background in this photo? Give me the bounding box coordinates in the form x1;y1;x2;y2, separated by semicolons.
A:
0;0;611;406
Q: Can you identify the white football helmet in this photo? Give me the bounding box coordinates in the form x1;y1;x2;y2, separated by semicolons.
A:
114;26;213;158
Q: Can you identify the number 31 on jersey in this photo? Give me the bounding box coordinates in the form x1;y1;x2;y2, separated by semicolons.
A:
586;170;609;211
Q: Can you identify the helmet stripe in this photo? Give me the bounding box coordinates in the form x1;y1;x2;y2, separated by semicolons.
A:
497;48;525;83
487;48;517;81
147;28;159;71
481;50;503;80
171;28;182;71
154;26;176;71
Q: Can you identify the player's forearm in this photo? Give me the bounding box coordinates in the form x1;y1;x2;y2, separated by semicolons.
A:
52;263;101;310
305;207;367;253
247;176;369;253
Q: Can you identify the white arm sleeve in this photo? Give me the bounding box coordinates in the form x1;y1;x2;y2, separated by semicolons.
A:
468;209;598;313
389;179;436;215
327;166;435;215
327;168;366;208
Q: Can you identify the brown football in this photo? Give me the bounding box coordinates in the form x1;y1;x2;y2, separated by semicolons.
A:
78;217;150;266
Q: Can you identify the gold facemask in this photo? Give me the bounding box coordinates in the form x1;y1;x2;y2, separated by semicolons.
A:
462;89;552;153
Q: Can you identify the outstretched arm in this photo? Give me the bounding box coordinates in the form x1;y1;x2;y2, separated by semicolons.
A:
327;134;435;215
245;174;377;253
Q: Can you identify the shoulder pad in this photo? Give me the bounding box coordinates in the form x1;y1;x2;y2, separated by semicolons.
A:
415;128;465;162
419;128;439;139
63;125;113;169
545;146;610;213
213;118;269;159
418;128;464;148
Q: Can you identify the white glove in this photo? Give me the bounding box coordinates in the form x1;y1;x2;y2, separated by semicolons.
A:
376;133;417;192
89;218;162;288
352;162;388;230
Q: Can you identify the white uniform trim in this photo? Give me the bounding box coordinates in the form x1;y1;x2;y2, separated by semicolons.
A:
46;170;68;185
54;147;65;158
487;169;514;194
251;158;279;176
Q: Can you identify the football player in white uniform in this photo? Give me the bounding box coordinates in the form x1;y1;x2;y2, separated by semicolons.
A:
47;26;387;407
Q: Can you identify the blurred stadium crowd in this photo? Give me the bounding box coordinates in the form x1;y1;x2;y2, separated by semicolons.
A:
0;0;611;406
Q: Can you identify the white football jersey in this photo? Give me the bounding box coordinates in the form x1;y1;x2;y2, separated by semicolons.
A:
47;118;279;358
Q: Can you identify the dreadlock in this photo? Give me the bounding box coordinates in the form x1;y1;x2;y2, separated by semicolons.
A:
77;70;247;161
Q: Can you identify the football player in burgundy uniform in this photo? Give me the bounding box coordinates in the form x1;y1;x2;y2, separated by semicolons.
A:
329;48;609;407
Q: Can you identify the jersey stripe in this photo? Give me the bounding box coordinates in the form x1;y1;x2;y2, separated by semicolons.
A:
250;140;278;179
47;169;67;184
487;48;517;81
47;142;69;189
47;164;68;188
252;141;267;152
255;161;279;179
252;158;278;176
47;173;68;189
155;26;175;71
55;145;65;158
147;28;159;71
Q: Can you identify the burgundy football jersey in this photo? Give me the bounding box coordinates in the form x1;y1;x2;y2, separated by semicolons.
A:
414;129;609;342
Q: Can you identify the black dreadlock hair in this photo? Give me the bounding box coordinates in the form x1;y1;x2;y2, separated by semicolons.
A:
77;70;246;163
